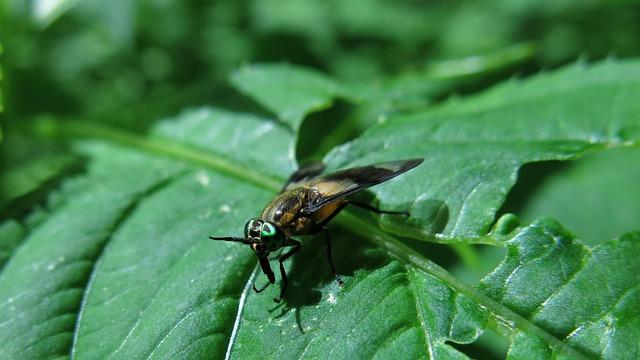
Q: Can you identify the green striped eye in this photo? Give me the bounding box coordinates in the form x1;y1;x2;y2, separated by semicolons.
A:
261;223;276;237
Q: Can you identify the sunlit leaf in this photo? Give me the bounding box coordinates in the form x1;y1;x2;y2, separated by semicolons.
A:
325;60;640;240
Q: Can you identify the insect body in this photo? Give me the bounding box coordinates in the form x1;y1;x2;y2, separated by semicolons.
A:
210;158;423;302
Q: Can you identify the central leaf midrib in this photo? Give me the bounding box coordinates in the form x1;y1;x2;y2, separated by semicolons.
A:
34;119;284;193
43;120;589;358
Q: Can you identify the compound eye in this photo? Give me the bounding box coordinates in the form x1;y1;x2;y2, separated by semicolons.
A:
244;219;255;238
261;223;276;237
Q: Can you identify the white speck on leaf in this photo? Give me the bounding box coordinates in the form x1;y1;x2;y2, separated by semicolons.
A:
327;292;337;304
250;122;275;139
220;204;231;213
195;171;210;186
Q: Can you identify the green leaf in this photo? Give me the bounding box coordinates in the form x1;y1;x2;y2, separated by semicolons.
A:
0;109;291;358
228;214;640;359
0;153;78;210
230;45;538;161
0;144;185;358
519;147;640;245
230;63;356;130
2;60;640;360
325;60;640;241
482;218;640;359
229;244;490;359
0;220;24;269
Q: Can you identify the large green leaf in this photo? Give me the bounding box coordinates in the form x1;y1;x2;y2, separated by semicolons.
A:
1;60;639;360
325;60;640;240
0;144;185;358
227;214;640;359
0;104;300;359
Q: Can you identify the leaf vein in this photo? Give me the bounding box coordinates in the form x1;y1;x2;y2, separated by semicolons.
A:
405;265;436;359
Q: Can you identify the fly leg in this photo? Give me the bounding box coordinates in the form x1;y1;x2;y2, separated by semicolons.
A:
322;227;344;286
274;238;301;303
253;254;276;294
348;201;409;217
252;281;270;293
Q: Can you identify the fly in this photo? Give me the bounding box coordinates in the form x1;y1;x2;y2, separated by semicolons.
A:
210;158;423;302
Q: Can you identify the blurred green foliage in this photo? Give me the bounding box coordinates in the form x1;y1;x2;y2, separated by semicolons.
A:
5;0;640;125
3;0;640;176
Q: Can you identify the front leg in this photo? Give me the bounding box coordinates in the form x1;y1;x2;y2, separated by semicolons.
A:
274;238;301;303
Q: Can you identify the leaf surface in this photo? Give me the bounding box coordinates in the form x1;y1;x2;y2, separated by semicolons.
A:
0;220;24;269
324;60;640;240
1;61;639;360
230;63;356;130
482;217;640;359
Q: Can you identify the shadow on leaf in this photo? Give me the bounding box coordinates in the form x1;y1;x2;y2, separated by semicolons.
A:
268;226;391;330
